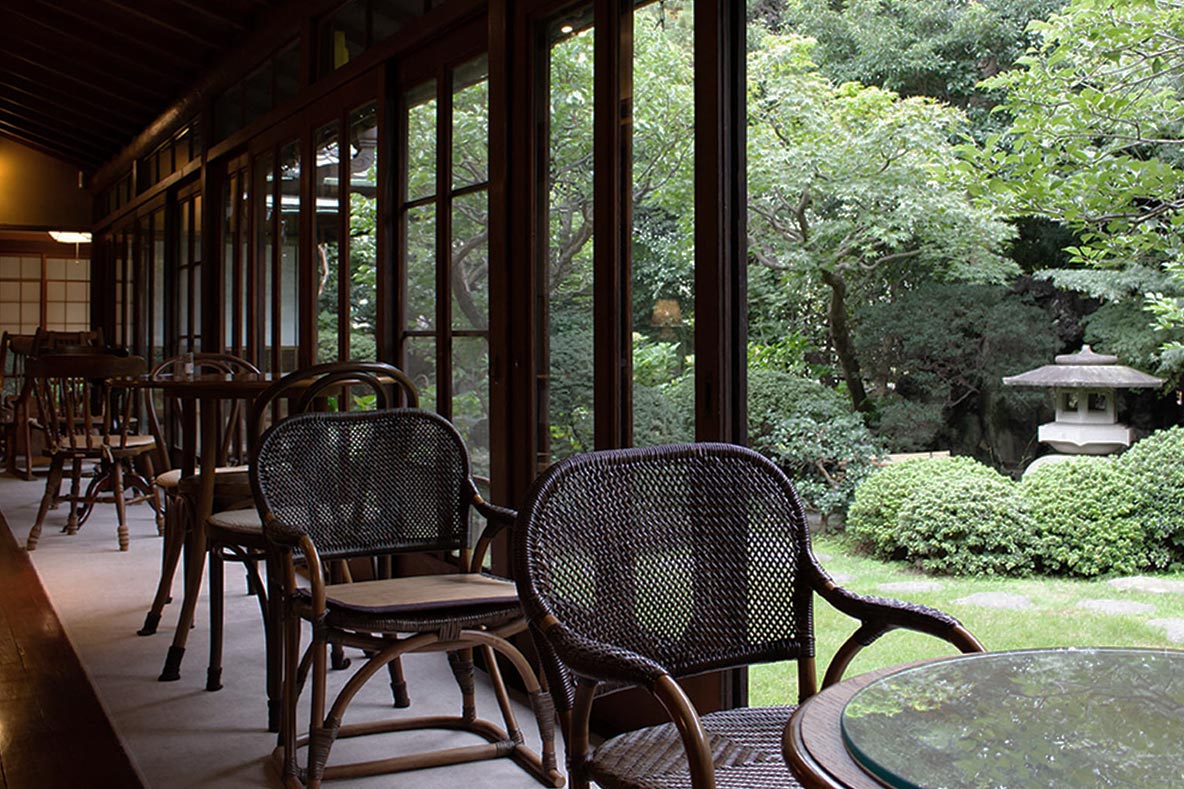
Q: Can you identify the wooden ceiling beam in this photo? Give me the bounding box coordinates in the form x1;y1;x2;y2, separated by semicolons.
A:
170;0;250;31
0;76;141;137
0;122;103;170
0;106;124;157
0;50;163;114
0;96;133;146
31;0;207;69
92;0;226;49
0;19;180;101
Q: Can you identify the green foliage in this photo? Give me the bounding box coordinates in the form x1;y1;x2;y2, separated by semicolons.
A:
848;456;1011;559
896;473;1035;576
855;283;1058;452
1021;457;1150;577
776;0;1063;137
964;0;1184;334
766;411;884;522
1119;426;1184;569
746;369;881;520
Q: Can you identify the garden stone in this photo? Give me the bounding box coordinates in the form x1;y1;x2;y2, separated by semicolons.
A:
1076;599;1156;615
1147;619;1184;644
878;581;943;594
952;592;1033;610
1108;576;1184;595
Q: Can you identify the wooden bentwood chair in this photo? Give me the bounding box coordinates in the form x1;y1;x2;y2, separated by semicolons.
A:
25;352;159;551
250;376;563;788
514;443;986;789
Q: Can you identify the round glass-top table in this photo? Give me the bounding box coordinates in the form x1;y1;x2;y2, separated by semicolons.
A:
839;647;1184;788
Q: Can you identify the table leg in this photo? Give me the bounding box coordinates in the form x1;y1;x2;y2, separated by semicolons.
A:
159;403;218;682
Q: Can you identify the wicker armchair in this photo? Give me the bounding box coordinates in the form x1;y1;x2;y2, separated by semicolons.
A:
25;352;159;551
251;389;563;788
514;443;985;789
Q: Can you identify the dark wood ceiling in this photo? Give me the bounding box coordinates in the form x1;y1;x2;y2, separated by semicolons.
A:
0;0;284;172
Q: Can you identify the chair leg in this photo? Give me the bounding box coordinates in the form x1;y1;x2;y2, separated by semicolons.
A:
387;655;410;708
278;598;303;780
139;492;185;635
207;545;225;691
306;634;332;787
448;649;478;722
26;455;64;550
112;459;130;551
64;458;84;533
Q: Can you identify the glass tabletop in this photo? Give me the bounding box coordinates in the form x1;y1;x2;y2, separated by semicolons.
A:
840;647;1184;788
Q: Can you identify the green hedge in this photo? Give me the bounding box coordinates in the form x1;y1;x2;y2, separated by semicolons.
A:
1021;457;1149;577
847;456;1010;560
1119;425;1184;570
896;474;1034;576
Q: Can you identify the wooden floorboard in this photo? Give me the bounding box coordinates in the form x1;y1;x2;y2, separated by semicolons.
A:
0;510;144;789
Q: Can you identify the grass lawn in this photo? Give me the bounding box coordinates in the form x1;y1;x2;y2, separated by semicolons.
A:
750;533;1184;706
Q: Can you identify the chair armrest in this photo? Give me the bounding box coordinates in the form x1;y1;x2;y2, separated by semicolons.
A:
470;496;517;572
814;577;985;688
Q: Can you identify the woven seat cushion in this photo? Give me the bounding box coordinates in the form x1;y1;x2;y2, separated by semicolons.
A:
157;464;249;490
296;574;522;634
206;507;264;536
589;706;799;789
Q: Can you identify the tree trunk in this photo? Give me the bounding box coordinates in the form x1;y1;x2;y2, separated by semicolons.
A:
821;269;870;412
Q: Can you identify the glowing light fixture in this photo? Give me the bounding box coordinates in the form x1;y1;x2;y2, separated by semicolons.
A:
48;231;92;244
560;23;574;33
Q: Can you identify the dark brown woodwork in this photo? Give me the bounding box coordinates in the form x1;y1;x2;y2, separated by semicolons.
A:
593;0;632;450
0;513;145;789
694;0;747;446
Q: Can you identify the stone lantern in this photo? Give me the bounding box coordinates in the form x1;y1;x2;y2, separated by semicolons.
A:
1003;345;1163;459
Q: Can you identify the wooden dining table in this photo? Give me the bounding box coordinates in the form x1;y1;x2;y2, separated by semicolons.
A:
783;647;1184;788
114;372;284;723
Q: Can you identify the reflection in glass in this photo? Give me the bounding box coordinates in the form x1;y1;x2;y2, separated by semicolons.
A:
279;142;301;372
451;190;488;331
349;104;378;360
542;11;595;463
405;205;436;331
452;57;489;191
315;123;340;363
406;82;437;201
453;336;490;476
632;0;695;447
403;336;437;409
256;150;275;372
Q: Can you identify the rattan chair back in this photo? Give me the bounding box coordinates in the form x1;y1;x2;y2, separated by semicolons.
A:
254;407;474;562
515;442;817;705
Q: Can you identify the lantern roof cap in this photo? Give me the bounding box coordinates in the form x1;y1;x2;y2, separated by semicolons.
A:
1003;345;1164;389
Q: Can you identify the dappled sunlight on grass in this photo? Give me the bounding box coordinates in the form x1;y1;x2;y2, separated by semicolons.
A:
751;534;1184;706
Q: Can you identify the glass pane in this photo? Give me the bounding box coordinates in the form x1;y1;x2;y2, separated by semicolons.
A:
315;123;341;363
452;57;489;190
453;336;490;477
632;0;695;446
192;194;203;338
542;11;595;462
405;205;436;331
153;208;165;362
275;41;301;105
243;62;272;126
179;200;190;342
279;142;301;372
256;150;275;371
223;173;238;353
349;103;379;360
404;336;437;410
451;190;488;330
406;81;437;201
322;1;366;74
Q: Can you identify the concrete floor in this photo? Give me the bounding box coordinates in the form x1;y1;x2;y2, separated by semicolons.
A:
3;471;562;789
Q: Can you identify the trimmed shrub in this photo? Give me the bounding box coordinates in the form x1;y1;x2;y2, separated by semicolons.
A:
1021;456;1151;577
847;456;1009;559
1119;426;1184;570
896;475;1034;576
